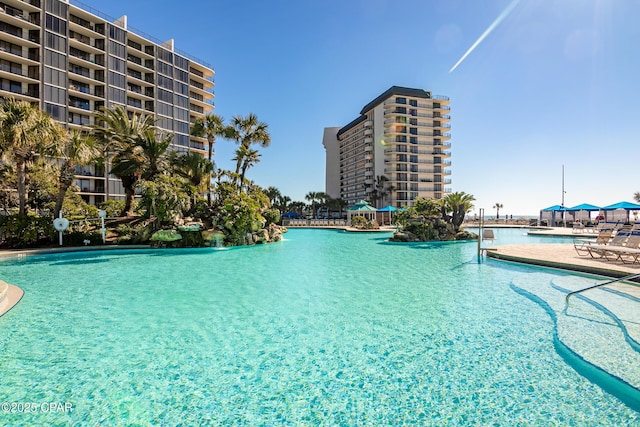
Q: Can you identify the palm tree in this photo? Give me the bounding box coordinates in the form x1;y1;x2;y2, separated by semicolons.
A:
264;186;282;209
443;192;476;232
170;152;213;209
233;145;261;192
305;191;319;218
93;106;155;216
277;195;291;213
137;129;172;181
51;129;100;218
493;203;504;220
634;192;640;203
191;114;227;204
227;113;270;185
289;201;306;216
375;175;395;208
0;98;63;215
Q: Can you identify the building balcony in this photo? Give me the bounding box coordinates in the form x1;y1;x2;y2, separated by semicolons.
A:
364;120;373;127
0;66;39;83
0;86;38;102
0;4;40;28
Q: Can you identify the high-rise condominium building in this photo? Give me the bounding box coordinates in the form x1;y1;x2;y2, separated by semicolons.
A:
323;86;451;208
0;0;214;204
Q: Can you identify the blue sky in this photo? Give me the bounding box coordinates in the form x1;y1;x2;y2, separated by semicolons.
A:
79;0;640;216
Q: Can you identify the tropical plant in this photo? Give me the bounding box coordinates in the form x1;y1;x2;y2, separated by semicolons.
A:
0;98;63;215
371;175;395;208
493;203;504;219
305;191;322;218
227;113;270;186
191;113;227;204
140;175;190;228
442;192;476;232
170;151;213;209
50;129;100;218
138;129;172;181
233;145;261;192
264;186;282;208
93;106;155;216
634;192;640;204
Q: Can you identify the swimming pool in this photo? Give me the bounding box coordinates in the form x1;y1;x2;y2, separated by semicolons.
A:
0;228;638;425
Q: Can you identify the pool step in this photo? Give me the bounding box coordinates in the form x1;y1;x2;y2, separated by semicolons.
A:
510;274;640;410
551;276;640;350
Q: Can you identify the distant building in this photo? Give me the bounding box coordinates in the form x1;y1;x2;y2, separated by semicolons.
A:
322;86;451;208
0;0;214;204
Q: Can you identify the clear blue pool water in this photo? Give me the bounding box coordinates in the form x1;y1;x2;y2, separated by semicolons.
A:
0;228;638;425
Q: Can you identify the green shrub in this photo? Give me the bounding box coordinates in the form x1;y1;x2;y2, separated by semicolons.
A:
351;216;367;227
0;214;54;248
263;208;281;225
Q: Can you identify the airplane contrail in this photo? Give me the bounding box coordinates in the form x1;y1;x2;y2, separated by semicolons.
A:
449;0;522;73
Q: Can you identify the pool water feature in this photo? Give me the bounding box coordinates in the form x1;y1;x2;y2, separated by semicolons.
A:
0;229;638;425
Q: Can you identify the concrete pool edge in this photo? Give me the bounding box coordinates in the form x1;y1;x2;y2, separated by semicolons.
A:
486;244;640;280
0;280;24;318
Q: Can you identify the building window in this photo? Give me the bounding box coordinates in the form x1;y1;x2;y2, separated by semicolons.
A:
45;14;67;35
158;89;172;102
158;61;173;77
44;84;66;104
174;55;189;71
46;0;68;17
45;31;66;52
45;103;66;121
109;41;126;59
108;71;126;88
396;97;406;104
109;25;125;43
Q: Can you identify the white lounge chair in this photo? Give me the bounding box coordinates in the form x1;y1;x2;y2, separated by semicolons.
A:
574;230;613;256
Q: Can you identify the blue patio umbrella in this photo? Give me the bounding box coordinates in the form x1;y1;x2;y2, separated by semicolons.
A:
601;201;640;222
566;203;601;211
540;205;570;226
281;211;301;218
601;201;640;210
566;203;601;223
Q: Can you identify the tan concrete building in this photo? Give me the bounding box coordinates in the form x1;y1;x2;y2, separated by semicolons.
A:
0;0;214;204
323;86;451;208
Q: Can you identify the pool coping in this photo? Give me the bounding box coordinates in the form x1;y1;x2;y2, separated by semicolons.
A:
486;244;640;280
0;280;24;318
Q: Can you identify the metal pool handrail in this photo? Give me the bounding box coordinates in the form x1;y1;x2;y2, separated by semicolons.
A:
564;272;640;308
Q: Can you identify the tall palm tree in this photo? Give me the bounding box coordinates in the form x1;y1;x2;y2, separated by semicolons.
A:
191;114;227;204
234;145;261;192
0;98;63;215
277;195;291;213
443;192;476;232
374;175;395;208
264;186;282;208
93;106;155;216
137;129;172;181
305;191;321;218
51;129;100;218
227;113;270;185
170;151;213;209
493;202;504;220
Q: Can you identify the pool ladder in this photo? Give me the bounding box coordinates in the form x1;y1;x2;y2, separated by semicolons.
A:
564;272;640;309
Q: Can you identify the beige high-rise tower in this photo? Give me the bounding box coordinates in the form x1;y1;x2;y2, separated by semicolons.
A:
323;86;451;208
0;0;214;204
